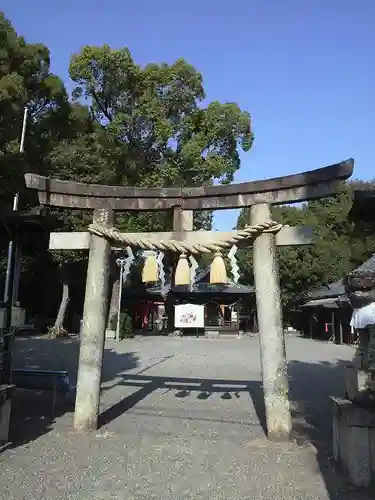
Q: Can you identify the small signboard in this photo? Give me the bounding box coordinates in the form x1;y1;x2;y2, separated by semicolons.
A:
174;303;204;329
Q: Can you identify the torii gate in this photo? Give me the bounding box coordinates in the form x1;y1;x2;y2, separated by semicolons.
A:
24;158;353;441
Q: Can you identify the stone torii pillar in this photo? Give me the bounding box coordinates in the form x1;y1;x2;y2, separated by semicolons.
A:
24;158;354;437
251;203;290;439
169;207;194;332
74;208;114;431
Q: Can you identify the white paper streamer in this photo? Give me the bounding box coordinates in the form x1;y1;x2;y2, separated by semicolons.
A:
228;245;239;283
156;251;166;294
189;255;199;291
122;246;135;282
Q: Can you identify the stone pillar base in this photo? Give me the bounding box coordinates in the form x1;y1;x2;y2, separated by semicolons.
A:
331;396;375;487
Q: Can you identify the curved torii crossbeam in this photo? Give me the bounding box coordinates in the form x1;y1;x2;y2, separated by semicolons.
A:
23;158;354;442
25;158;353;211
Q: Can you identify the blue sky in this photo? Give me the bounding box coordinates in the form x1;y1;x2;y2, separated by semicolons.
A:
2;1;374;230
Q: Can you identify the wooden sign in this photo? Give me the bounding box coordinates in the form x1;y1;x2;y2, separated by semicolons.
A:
175;304;205;329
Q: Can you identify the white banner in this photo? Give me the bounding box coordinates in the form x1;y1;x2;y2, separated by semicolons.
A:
174;303;204;329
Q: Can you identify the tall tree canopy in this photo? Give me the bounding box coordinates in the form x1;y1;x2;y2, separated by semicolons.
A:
69;45;252;189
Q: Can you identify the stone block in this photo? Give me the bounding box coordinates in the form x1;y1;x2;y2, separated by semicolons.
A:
347;426;371;487
345;364;368;401
331;396;375;487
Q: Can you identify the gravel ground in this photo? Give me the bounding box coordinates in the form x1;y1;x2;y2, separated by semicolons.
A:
1;334;374;499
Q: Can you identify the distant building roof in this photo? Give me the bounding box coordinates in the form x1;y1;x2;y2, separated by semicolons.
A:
302;297;348;309
0;206;59;251
307;253;375;302
308;280;346;300
355;254;375;273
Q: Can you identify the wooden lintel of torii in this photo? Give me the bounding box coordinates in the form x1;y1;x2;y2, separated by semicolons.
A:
49;226;313;250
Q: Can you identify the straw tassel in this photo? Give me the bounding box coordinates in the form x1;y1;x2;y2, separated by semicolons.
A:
174;253;190;285
210;251;228;284
142;251;159;283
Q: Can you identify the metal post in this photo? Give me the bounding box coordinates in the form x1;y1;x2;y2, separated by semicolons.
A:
12;246;21;305
236;302;240;333
339;315;343;345
3;107;28;309
2;241;16;384
19;107;28;154
3;194;19;306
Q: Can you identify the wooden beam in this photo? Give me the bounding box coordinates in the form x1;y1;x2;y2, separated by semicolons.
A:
48;226;313;251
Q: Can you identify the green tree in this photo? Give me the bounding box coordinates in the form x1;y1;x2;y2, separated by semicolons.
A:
0;12;67;207
237;181;375;310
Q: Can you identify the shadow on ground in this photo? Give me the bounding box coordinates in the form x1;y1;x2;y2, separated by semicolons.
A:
99;374;266;431
8;336;139;449
6;336;375;498
98;357;375;499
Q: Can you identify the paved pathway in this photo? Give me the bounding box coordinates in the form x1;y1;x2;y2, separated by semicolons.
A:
1;335;374;499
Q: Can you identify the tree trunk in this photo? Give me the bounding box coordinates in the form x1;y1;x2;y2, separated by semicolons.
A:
54;281;70;328
52;263;70;337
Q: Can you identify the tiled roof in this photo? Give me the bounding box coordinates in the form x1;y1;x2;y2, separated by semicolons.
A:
308;280;346;299
307;253;375;300
355;254;375;273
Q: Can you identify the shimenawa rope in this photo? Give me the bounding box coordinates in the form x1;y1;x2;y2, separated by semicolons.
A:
87;220;283;255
